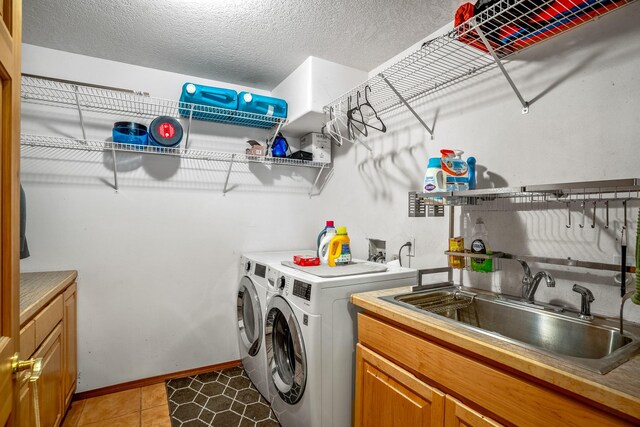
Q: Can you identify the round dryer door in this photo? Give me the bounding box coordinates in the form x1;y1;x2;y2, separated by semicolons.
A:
265;295;306;404
237;276;263;357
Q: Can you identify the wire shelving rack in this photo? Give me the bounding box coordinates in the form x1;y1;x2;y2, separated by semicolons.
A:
324;0;637;138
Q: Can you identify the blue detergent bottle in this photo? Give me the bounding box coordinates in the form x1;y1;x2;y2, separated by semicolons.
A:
236;92;288;128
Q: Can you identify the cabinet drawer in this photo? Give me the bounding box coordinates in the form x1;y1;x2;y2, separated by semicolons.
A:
34;294;63;349
20;320;36;359
358;313;632;427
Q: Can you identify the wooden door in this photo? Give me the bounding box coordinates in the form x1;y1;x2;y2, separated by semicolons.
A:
33;325;63;427
354;344;445;427
0;0;21;425
444;396;503;427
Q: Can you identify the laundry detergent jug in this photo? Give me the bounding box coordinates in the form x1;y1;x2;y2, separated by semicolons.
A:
317;221;336;258
328;227;351;267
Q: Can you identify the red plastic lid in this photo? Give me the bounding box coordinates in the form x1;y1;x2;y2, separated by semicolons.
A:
440;149;454;157
326;220;335;227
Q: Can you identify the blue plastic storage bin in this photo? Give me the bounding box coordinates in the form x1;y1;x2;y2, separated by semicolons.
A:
112;122;148;146
235;92;288;128
179;82;238;123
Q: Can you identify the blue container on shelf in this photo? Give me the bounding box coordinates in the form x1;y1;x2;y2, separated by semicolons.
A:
112;122;148;146
178;82;238;123
235;92;288;128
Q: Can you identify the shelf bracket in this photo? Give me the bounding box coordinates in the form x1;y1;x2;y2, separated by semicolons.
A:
380;73;434;137
473;20;530;114
309;164;328;197
111;144;119;192
184;106;194;150
73;85;87;140
223;154;236;194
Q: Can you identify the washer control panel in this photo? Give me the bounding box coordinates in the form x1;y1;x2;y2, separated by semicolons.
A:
293;280;312;301
254;263;266;278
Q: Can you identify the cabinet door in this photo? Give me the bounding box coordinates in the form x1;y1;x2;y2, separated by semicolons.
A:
354;343;445;427
445;395;503;427
18;373;35;427
33;324;64;427
63;283;77;408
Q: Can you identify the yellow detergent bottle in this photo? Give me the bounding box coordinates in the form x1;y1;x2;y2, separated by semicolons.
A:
328;227;351;267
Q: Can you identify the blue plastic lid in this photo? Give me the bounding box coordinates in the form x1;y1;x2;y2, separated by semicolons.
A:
427;157;441;168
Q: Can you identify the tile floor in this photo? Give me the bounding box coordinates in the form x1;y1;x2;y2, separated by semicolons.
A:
61;383;171;427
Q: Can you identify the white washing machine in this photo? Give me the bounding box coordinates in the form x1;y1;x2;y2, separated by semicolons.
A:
264;260;417;426
237;251;312;402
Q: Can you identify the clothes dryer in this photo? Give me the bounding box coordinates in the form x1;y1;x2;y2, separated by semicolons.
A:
237;251;312;402
264;261;417;426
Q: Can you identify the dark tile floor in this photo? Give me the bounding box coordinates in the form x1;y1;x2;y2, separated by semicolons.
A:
166;367;280;427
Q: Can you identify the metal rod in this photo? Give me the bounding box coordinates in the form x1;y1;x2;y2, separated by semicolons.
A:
448;205;455;284
380;73;433;135
473;19;529;114
566;202;571;228
184;107;193;150
111;145;119;191
605;200;609;229
579;201;585;228
591;201;597;229
73;85;87;141
309;164;326;197
223;154;235;194
501;253;636;274
23;73;150;96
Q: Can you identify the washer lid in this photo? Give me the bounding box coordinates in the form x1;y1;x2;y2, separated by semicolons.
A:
266;295;306;405
237;276;263;357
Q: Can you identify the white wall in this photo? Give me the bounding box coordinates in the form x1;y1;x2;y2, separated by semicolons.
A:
20;1;640;391
321;2;640;322
20;45;324;391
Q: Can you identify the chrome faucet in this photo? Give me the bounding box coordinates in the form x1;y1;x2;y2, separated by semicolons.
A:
517;260;556;302
572;284;595;320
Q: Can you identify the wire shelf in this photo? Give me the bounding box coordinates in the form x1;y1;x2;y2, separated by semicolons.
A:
409;179;640;214
20;134;328;168
21;75;287;130
324;0;636;120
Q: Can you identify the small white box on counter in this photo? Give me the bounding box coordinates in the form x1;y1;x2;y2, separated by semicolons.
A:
300;132;331;164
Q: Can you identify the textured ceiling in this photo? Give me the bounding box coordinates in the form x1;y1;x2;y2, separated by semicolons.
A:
23;0;460;90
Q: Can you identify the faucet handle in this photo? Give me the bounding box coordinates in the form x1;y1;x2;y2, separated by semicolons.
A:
572;284;594;302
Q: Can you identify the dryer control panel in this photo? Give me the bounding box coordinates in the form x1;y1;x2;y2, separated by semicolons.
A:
293;280;312;301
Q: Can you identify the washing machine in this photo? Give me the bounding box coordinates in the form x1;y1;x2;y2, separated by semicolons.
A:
237;251;313;402
264;261;417;426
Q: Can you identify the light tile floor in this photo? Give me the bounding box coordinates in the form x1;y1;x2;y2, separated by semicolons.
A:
62;383;171;427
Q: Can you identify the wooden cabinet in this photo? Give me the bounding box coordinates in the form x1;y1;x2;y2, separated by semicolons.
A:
444;396;502;427
18;282;77;427
355;313;633;427
355;344;445;427
62;283;77;408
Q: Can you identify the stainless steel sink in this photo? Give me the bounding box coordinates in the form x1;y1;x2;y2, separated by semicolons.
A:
383;287;640;374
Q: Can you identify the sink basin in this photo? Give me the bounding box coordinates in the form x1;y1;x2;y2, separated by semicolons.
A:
384;287;640;374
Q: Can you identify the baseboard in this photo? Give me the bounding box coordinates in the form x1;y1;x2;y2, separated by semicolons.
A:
73;359;242;401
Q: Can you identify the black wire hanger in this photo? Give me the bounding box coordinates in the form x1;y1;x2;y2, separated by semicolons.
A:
358;85;386;133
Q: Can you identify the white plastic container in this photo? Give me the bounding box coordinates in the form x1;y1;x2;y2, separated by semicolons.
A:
423;157;445;195
318;227;337;265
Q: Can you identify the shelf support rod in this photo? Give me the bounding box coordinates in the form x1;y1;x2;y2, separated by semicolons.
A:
309;164;327;197
473;20;529;114
223;154;236;194
184;106;194;150
73;85;87;140
111;144;119;192
380;73;433;136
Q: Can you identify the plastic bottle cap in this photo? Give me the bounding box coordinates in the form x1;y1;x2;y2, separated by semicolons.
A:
336;226;347;234
186;83;196;95
427;157;441;168
467;156;476;165
440;149;454;157
243;93;253;103
326;220;335;227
